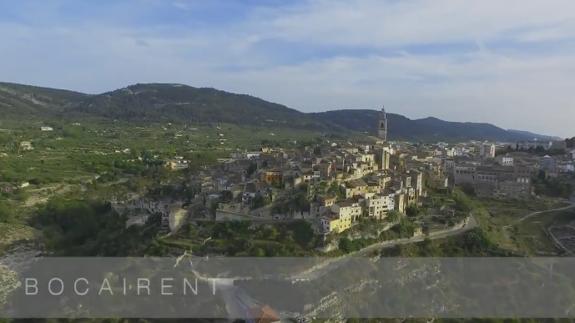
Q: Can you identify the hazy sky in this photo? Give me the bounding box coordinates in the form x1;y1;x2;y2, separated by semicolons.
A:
1;0;574;137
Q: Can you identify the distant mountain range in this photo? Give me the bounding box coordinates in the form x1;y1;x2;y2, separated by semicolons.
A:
311;110;561;142
0;82;560;142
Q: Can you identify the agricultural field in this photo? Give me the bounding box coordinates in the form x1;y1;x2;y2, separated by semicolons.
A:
0;118;323;184
0;118;325;254
473;196;574;255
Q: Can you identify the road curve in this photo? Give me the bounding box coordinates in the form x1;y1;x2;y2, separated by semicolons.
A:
516;202;575;223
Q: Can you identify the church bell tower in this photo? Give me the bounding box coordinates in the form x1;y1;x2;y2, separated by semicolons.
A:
378;106;387;142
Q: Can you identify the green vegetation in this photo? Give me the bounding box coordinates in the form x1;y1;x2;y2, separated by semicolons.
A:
0;201;10;223
466;193;573;255
382;228;512;257
163;220;318;256
33;198;163;256
272;187;310;215
405;205;421;217
534;171;574;199
0;117;324;255
0;120;322;185
335;217;417;254
452;188;475;213
287;220;315;247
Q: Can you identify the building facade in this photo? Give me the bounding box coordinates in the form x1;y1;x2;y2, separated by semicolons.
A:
366;194;395;220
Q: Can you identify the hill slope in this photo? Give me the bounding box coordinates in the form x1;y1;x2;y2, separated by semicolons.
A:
0;82;86;118
71;83;324;129
0;82;557;141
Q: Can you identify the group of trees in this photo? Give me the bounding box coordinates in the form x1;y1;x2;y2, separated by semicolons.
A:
452;189;475;213
534;172;574;199
33;198;161;256
338;217;417;254
271;188;310;215
198;220;316;256
405;205;421;217
383;228;510;257
338;236;377;253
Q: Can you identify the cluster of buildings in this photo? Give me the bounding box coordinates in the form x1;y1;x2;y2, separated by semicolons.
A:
170;107;428;235
113;107;574;238
431;139;574;198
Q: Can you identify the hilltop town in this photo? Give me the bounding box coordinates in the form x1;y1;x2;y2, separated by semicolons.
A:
1;104;574;319
103;108;575;255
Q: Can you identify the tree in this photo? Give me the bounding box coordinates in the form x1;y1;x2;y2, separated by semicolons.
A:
251;195;266;210
327;182;346;201
246;162;257;177
459;182;476;196
220;190;233;202
406;205;420;217
33;198;160;256
452;189;474;213
339;237;353;253
288;220;314;247
387;210;401;223
392;218;416;238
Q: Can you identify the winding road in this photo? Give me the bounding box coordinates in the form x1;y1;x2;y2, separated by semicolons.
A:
291;215;477;281
516;199;575;223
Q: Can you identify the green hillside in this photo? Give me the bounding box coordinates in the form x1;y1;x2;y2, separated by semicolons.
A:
0;82;86;118
0;81;558;142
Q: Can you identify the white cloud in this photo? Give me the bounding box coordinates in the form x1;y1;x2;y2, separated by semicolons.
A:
256;0;575;46
0;0;574;137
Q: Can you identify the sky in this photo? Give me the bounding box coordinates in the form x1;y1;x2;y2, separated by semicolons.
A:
0;0;574;137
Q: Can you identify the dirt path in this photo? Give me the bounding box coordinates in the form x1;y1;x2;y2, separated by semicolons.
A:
515;202;575;223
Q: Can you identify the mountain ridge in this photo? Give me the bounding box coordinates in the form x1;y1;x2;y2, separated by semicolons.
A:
0;81;559;142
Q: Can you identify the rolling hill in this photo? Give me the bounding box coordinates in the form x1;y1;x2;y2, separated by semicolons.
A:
0;82;86;118
0;81;558;142
72;83;324;129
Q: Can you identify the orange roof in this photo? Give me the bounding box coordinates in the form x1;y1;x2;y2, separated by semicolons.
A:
250;305;280;323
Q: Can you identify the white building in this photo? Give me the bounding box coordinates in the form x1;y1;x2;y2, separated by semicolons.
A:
331;200;362;222
517;141;552;151
558;161;575;173
496;155;514;167
40;126;54;132
366;194;395;220
480;143;496;159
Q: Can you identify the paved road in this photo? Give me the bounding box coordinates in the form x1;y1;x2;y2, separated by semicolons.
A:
355;215;477;256
291;215;477;281
188;216;478;319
